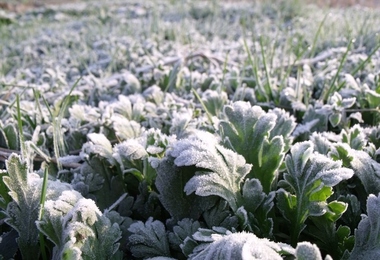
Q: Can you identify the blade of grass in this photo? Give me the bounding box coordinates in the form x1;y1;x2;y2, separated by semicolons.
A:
321;39;354;102
191;88;213;126
38;167;49;260
350;40;380;76
309;12;329;58
220;51;230;92
16;94;26;159
33;89;46;123
259;36;273;101
53;77;82;171
241;28;267;102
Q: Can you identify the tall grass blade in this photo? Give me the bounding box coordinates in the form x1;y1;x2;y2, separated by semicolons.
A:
259;36;273;101
350;40;380;76
38;167;49;260
191;88;213;125
16;94;26;159
321;39;354;102
309;12;329;58
53;77;82;171
241;27;267;102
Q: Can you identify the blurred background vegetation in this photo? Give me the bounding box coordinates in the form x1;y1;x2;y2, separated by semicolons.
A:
1;0;379;8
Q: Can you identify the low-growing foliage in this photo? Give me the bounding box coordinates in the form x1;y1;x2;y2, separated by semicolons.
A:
0;0;380;259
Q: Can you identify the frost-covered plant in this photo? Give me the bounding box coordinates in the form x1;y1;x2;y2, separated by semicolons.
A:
277;141;354;246
1;0;380;258
219;101;296;193
170;130;251;212
36;190;122;260
1;154;72;260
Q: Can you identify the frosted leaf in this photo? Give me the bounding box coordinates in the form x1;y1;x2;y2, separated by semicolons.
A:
112;116;142;140
219;101;293;192
155;156;217;220
295;242;323;260
201;89;228;116
310;133;333;155
331;144;380;194
147;257;177;260
38;190;121;259
59;155;82;165
293;119;320;138
63;198;101;226
65;222;95;244
143;85;164;104
3;154;72;259
69;104;100;123
277;141;353;246
168;218;201;252
113;139;147;162
349;193;380;259
344;74;360;90
146;145;164;155
189;230;283;260
84;133;115;164
170;131;251;211
128;217;171;258
347;112;363;123
169;108;195;138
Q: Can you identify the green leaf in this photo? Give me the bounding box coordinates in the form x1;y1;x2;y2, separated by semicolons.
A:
112;117;142;141
3;154;40;259
128;217;171;259
365;89;380;108
341;125;366;150
339;194;362;232
37;190;122;260
201;90;228;116
188;228;284;260
78;157;125;211
171;131;252;212
3;154;71;260
305;200;353;260
85;133;115;164
2;124;19;150
202;200;239;230
295;242;324;260
330;143;380;194
329;112;342;128
168;218;201;253
80;215;122;260
277;141;354;246
219;101;295;192
349;193;380;259
155;156;218;221
239;178;275;237
0;170;11;212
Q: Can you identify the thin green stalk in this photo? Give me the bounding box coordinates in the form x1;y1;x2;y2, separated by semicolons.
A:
309;12;329;58
241;27;267;102
8;87;28;110
220;51;230;92
259;36;273;101
16;94;26;159
321;39;354;102
38;167;49;260
41;94;53;119
191;88;213;125
350;41;380;76
53;77;82;171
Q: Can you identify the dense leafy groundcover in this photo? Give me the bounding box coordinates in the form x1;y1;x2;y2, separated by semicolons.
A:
0;0;380;259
